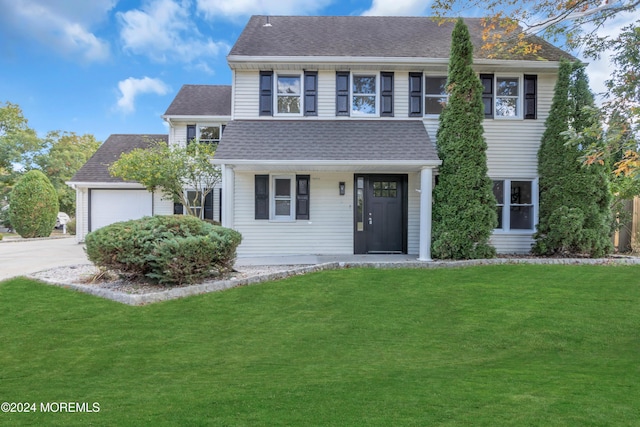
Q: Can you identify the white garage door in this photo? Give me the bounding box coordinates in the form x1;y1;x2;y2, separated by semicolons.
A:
90;189;153;231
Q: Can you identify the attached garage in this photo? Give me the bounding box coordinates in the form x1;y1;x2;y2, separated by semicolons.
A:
89;189;153;231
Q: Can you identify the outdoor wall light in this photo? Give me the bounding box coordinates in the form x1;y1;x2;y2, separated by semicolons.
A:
339;181;346;196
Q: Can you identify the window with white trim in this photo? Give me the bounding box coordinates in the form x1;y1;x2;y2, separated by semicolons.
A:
187;124;223;146
255;175;311;221
495;77;520;118
276;73;302;115
424;76;448;115
352;74;378;115
493;180;535;231
272;175;294;220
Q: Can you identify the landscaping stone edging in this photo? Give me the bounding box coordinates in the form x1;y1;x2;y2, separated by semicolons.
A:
30;256;640;306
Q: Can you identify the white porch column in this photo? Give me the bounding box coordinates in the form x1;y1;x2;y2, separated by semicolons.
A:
418;167;434;261
221;164;235;229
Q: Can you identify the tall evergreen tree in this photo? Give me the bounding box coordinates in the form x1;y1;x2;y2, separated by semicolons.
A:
432;18;497;259
533;61;612;257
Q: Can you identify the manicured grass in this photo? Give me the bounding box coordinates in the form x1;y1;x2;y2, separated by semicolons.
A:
1;265;639;426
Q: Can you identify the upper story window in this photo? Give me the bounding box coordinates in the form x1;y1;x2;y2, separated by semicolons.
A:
424;76;448;115
336;71;394;117
259;71;317;117
495;77;520;117
276;73;302;115
352;74;378;115
187;124;224;146
481;74;537;120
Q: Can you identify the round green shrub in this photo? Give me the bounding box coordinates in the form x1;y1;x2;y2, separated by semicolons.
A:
66;218;76;235
85;215;242;286
9;170;59;238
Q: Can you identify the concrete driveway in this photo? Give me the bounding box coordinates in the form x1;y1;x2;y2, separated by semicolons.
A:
0;237;89;281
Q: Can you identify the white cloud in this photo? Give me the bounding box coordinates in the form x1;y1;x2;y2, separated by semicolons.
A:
118;0;229;63
0;0;113;62
361;0;430;16
116;77;170;114
195;0;334;20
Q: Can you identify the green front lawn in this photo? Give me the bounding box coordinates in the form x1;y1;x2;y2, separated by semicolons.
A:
1;265;639;426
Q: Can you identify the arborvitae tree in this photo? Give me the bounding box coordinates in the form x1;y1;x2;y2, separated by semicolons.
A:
432;18;497;259
533;61;613;256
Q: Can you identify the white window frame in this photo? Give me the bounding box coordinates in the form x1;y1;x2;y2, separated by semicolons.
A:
270;175;296;221
424;75;449;117
493;178;538;233
351;72;379;116
194;123;222;145
494;75;522;119
274;72;303;116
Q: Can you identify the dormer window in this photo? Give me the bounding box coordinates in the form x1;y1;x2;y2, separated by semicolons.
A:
276;73;302;115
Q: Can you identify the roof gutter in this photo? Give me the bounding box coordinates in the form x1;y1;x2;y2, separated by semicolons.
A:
212;159;442;167
227;55;563;70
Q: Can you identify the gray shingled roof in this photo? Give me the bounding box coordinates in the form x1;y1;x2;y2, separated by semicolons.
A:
215;120;439;162
70;134;167;183
164;85;232;116
229;16;574;62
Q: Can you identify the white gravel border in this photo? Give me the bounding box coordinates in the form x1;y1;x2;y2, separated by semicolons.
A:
28;256;640;306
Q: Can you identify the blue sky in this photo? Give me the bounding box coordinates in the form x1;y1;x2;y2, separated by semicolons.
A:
0;0;625;143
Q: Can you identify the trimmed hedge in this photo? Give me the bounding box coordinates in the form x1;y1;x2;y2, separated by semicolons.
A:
85;215;242;286
9;170;59;238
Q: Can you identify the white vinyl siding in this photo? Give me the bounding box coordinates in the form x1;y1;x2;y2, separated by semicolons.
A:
233;172;354;256
394;71;409;117
233;70;260;119
317;70;336;117
153;192;174;216
407;172;420;254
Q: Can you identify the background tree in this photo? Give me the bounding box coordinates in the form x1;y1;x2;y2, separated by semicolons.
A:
533;61;613;256
109;140;221;218
9;170;59;238
0;102;100;218
431;1;640;176
432;18;497;260
35;131;100;214
0;102;43;201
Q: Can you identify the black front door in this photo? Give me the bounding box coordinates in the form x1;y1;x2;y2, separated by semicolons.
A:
354;174;407;254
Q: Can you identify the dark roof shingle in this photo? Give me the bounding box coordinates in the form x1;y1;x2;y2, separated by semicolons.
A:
164;85;232;116
229;16;574;62
70;134;167;183
215;120;439;162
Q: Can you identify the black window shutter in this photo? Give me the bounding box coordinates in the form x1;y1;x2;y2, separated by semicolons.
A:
523;74;537;119
480;74;494;118
304;71;318;116
296;175;310;220
173;202;184;215
204;190;214;220
259;71;273;116
336;71;350;116
408;72;423;117
186;125;196;145
381;72;394;117
255;175;269;219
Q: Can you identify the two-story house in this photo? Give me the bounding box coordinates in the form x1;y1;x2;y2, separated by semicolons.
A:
70;15;575;258
214;15;573;260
